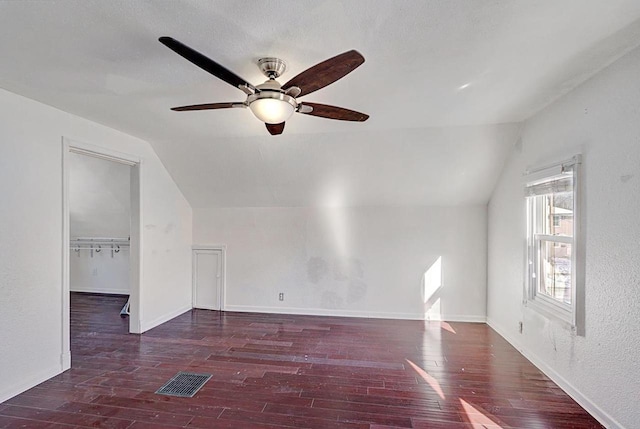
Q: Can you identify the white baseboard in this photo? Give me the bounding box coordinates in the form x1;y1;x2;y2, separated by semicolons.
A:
223;305;485;322
60;351;71;371
0;363;63;403
140;304;192;333
129;317;142;335
486;318;624;429
224;305;423;320
70;287;130;295
425;314;486;323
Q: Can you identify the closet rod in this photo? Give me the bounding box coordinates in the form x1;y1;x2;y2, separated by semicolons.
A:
70;240;130;243
72;237;129;242
71;245;130;250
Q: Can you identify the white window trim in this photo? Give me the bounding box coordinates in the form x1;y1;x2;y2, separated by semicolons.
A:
524;155;584;335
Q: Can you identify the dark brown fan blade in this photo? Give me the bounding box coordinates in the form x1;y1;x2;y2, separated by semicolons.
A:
170;102;244;111
266;122;285;135
297;103;369;122
283;50;364;97
159;37;256;93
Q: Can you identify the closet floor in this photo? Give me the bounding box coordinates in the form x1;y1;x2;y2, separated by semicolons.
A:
0;293;603;428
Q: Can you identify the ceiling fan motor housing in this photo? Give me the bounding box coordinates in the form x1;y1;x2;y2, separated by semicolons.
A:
258;57;287;79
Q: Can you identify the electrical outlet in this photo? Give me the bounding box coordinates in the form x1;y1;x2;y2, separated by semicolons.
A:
278;292;284;301
518;321;523;333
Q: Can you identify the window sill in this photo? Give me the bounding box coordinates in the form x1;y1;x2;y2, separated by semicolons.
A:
524;297;575;330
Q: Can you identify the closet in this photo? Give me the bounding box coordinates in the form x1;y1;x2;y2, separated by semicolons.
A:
68;152;131;317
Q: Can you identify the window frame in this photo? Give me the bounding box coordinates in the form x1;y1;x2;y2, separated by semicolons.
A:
524;155;584;334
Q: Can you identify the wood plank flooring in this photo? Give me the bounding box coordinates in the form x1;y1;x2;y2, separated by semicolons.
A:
0;293;603;428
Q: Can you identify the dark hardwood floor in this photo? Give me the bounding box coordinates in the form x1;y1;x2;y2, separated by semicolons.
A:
0;293;603;428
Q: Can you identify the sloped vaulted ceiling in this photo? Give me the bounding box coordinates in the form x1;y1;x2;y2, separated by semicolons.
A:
1;1;640;207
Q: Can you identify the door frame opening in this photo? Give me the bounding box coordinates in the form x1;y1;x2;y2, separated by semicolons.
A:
61;137;143;370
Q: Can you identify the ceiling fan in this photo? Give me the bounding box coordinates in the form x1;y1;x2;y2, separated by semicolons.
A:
159;37;369;135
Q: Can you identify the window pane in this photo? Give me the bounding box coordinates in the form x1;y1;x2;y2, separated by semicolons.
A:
536;189;573;237
538;240;572;305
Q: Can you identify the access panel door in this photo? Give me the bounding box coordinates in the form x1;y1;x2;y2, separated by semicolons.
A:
193;249;222;310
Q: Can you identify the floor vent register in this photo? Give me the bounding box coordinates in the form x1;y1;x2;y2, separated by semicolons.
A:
155;372;212;397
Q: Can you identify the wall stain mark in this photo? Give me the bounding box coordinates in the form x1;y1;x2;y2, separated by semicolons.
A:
307;257;329;284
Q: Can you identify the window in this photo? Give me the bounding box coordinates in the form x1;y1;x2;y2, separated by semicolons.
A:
524;155;583;331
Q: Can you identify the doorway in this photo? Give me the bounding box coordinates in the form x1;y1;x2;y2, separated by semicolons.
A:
61;138;142;370
192;247;225;310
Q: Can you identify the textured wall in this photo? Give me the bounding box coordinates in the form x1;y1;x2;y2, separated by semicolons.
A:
487;46;640;428
0;88;192;402
194;206;488;321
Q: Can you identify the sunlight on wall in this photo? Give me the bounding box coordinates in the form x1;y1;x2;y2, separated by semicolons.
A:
423;256;442;302
405;359;445;400
423;256;442;320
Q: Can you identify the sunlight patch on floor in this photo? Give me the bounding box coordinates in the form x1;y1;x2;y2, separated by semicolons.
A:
459;398;504;428
405;359;445;400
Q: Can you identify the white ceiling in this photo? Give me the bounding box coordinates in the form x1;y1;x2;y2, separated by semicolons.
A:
151;124;521;207
2;1;640;207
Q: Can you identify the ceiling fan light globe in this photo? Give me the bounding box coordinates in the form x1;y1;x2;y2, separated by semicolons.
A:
249;98;294;124
246;88;297;124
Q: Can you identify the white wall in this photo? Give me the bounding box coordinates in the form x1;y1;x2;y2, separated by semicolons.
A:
69;152;131;238
69;248;130;295
487;46;640;428
0;88;192;403
194;206;487;321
